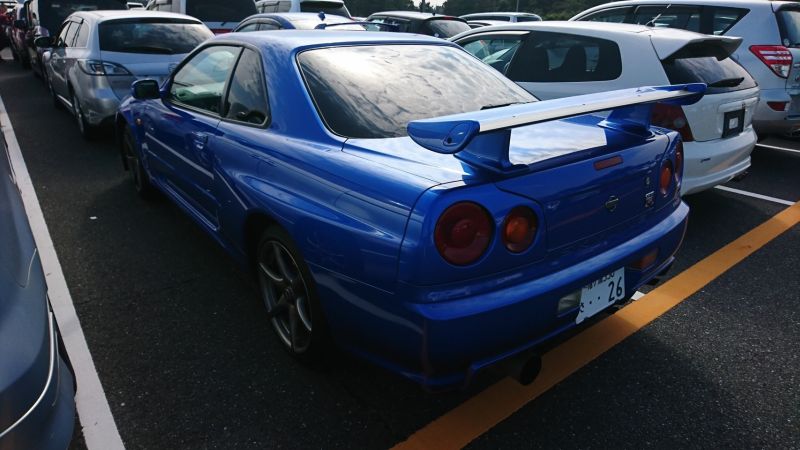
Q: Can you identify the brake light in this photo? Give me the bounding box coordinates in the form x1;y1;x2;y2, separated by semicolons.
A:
502;207;538;253
674;141;684;179
767;101;789;111
750;45;792;78
434;202;493;266
212;28;232;34
651;104;694;142
659;160;674;196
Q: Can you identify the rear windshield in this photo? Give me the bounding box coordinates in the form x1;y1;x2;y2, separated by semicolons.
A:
777;8;800;47
186;0;257;23
99;18;213;54
420;18;470;38
298;44;536;139
300;1;351;18
662;55;757;94
35;0;126;33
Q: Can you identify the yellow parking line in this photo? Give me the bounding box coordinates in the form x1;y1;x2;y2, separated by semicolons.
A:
393;201;800;450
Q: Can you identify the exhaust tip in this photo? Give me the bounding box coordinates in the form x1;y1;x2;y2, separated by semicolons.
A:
732;171;749;182
502;353;542;386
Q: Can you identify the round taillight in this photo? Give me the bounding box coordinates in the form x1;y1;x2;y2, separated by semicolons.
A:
660;160;673;195
434;202;492;266
674;141;684;179
502;206;538;253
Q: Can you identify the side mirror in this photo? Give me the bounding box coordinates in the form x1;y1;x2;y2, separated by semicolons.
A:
34;36;53;48
14;19;27;29
131;79;161;100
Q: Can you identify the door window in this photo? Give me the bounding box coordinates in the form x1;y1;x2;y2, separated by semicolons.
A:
55;21;74;47
169;45;240;115
579;6;632;23
236;22;259;32
259;20;280;30
74;22;90;47
633;5;702;32
460;34;525;73
224;49;270;126
506;32;622;82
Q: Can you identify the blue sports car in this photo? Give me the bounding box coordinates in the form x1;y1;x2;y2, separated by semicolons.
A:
116;31;701;389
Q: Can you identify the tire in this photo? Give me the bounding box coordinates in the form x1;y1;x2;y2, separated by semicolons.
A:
256;226;330;364
71;91;95;140
121;127;156;199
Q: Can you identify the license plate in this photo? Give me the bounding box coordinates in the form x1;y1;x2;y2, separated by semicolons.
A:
722;109;745;138
576;267;625;324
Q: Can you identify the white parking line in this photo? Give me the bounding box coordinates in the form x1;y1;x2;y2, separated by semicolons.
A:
0;96;125;449
756;143;800;155
714;185;796;207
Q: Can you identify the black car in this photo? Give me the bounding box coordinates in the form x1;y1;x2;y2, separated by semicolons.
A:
366;11;470;38
20;0;127;76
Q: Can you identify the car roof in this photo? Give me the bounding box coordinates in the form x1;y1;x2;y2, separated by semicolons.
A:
246;12;352;22
452;19;711;38
575;0;794;11
368;11;459;21
461;12;540;17
73;10;201;23
213;29;450;51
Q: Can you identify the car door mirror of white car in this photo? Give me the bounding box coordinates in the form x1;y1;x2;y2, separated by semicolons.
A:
34;36;55;48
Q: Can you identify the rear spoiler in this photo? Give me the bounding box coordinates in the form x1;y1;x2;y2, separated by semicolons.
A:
651;34;742;61
407;83;705;174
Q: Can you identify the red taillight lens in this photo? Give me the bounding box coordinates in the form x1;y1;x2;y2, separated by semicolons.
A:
212;28;232;34
502;206;538;253
659;160;674;196
434;202;492;266
674;141;684;179
750;45;792;78
767;101;789;111
650;103;694;142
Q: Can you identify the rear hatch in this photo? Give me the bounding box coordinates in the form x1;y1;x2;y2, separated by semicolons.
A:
496;116;672;250
98;17;213;99
774;3;800;116
655;36;759;141
420;17;471;38
186;0;257;33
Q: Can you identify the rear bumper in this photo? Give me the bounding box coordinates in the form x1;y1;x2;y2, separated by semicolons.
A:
0;311;75;450
323;202;690;390
753;88;800;135
681;128;755;196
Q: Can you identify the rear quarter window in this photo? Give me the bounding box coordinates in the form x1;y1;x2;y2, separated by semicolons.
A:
777;8;800;47
633;5;702;32
711;7;748;35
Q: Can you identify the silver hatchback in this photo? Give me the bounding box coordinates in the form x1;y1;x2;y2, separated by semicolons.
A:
37;10;212;138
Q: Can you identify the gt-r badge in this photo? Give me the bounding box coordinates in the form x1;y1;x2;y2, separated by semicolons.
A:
645;191;655;208
605;196;620;212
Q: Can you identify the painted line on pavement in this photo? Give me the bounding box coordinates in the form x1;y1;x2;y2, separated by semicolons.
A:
756;143;800;155
0;95;125;449
715;185;795;207
393;201;800;450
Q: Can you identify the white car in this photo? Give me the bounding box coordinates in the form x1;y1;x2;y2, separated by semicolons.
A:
453;21;759;195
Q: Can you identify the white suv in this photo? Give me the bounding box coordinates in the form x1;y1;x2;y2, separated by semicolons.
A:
571;1;800;138
452;21;759;195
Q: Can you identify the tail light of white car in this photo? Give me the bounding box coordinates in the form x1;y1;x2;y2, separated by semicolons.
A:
750;45;792;78
77;60;132;76
651;104;694;142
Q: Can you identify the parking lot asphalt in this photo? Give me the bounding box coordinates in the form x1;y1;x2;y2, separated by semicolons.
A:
0;60;798;450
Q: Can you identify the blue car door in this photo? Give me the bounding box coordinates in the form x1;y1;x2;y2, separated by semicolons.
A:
142;45;241;229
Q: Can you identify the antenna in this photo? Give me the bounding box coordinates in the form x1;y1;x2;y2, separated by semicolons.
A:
645;3;672;27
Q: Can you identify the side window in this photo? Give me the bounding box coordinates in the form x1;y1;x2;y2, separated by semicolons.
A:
169;46;240;115
237;22;259;32
259;21;280;31
74;22;90;47
55;22;74;47
711;7;748;35
507;32;622;83
580;7;633;23
633;6;702;32
64;21;79;46
277;1;291;12
224;49;269;125
460;35;524;72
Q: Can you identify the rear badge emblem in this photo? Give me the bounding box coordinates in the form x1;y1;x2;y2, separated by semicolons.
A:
605;196;620;212
645;191;655;208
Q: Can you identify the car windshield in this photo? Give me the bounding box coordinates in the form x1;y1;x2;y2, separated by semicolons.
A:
777;8;800;47
298;44;536;139
420;18;470;38
186;0;257;23
38;0;125;33
299;1;350;18
99;19;213;54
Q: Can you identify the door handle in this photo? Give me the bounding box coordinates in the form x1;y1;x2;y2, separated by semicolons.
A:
191;132;208;151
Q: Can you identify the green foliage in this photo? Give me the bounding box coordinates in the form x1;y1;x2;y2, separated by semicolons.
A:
440;0;609;19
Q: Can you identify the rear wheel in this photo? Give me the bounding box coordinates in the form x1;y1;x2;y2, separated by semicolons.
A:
122;127;156;199
71;91;95;140
256;226;330;363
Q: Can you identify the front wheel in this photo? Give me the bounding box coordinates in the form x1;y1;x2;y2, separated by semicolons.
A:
256;226;330;363
122;127;156;199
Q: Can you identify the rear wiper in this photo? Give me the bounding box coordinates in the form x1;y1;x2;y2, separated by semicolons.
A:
707;77;744;88
480;101;528;110
120;45;174;54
